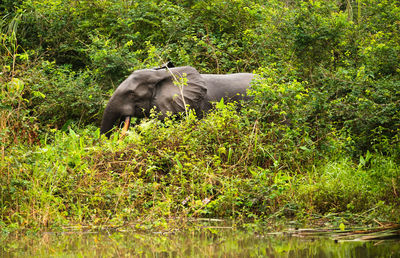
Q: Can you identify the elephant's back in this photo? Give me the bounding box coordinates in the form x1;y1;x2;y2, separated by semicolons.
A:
201;73;254;102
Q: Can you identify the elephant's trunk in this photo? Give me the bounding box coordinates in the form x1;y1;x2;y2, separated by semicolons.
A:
100;104;120;137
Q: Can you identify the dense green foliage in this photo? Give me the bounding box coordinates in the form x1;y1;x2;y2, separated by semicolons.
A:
1;0;399;233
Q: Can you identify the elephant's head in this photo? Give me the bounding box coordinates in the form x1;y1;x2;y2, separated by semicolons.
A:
100;66;207;136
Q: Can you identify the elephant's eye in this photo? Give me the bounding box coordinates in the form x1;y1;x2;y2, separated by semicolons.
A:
128;91;136;97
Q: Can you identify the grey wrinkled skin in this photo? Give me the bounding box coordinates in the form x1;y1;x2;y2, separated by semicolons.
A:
100;66;254;137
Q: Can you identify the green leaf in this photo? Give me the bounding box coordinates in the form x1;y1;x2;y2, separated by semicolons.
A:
216;98;225;109
33;91;46;99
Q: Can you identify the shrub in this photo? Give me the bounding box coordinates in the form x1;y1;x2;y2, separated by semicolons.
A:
27;61;105;129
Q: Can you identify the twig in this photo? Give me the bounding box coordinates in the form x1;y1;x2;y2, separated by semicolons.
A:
230;119;259;168
165;66;189;117
392;178;398;197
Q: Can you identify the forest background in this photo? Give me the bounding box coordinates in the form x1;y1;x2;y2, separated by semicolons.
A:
0;0;399;233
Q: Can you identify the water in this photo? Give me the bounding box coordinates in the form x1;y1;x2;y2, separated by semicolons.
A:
2;229;400;257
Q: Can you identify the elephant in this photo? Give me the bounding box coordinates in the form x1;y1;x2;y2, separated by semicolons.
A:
100;65;254;136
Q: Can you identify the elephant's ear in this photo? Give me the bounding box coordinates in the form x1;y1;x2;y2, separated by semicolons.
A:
152;66;207;116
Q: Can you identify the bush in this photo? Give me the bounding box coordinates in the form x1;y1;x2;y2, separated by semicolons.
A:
27;61;105;129
297;153;400;220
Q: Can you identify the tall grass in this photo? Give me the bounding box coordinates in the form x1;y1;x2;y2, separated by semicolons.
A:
1;104;399;233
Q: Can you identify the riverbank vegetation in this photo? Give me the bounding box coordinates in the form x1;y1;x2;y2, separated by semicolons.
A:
1;0;399;233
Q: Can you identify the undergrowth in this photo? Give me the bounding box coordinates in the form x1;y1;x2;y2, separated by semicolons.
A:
1;104;399;233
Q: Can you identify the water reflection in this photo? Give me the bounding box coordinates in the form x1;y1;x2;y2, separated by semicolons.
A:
2;229;400;257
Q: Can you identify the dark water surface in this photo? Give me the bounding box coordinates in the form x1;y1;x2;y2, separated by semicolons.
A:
2;228;400;257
